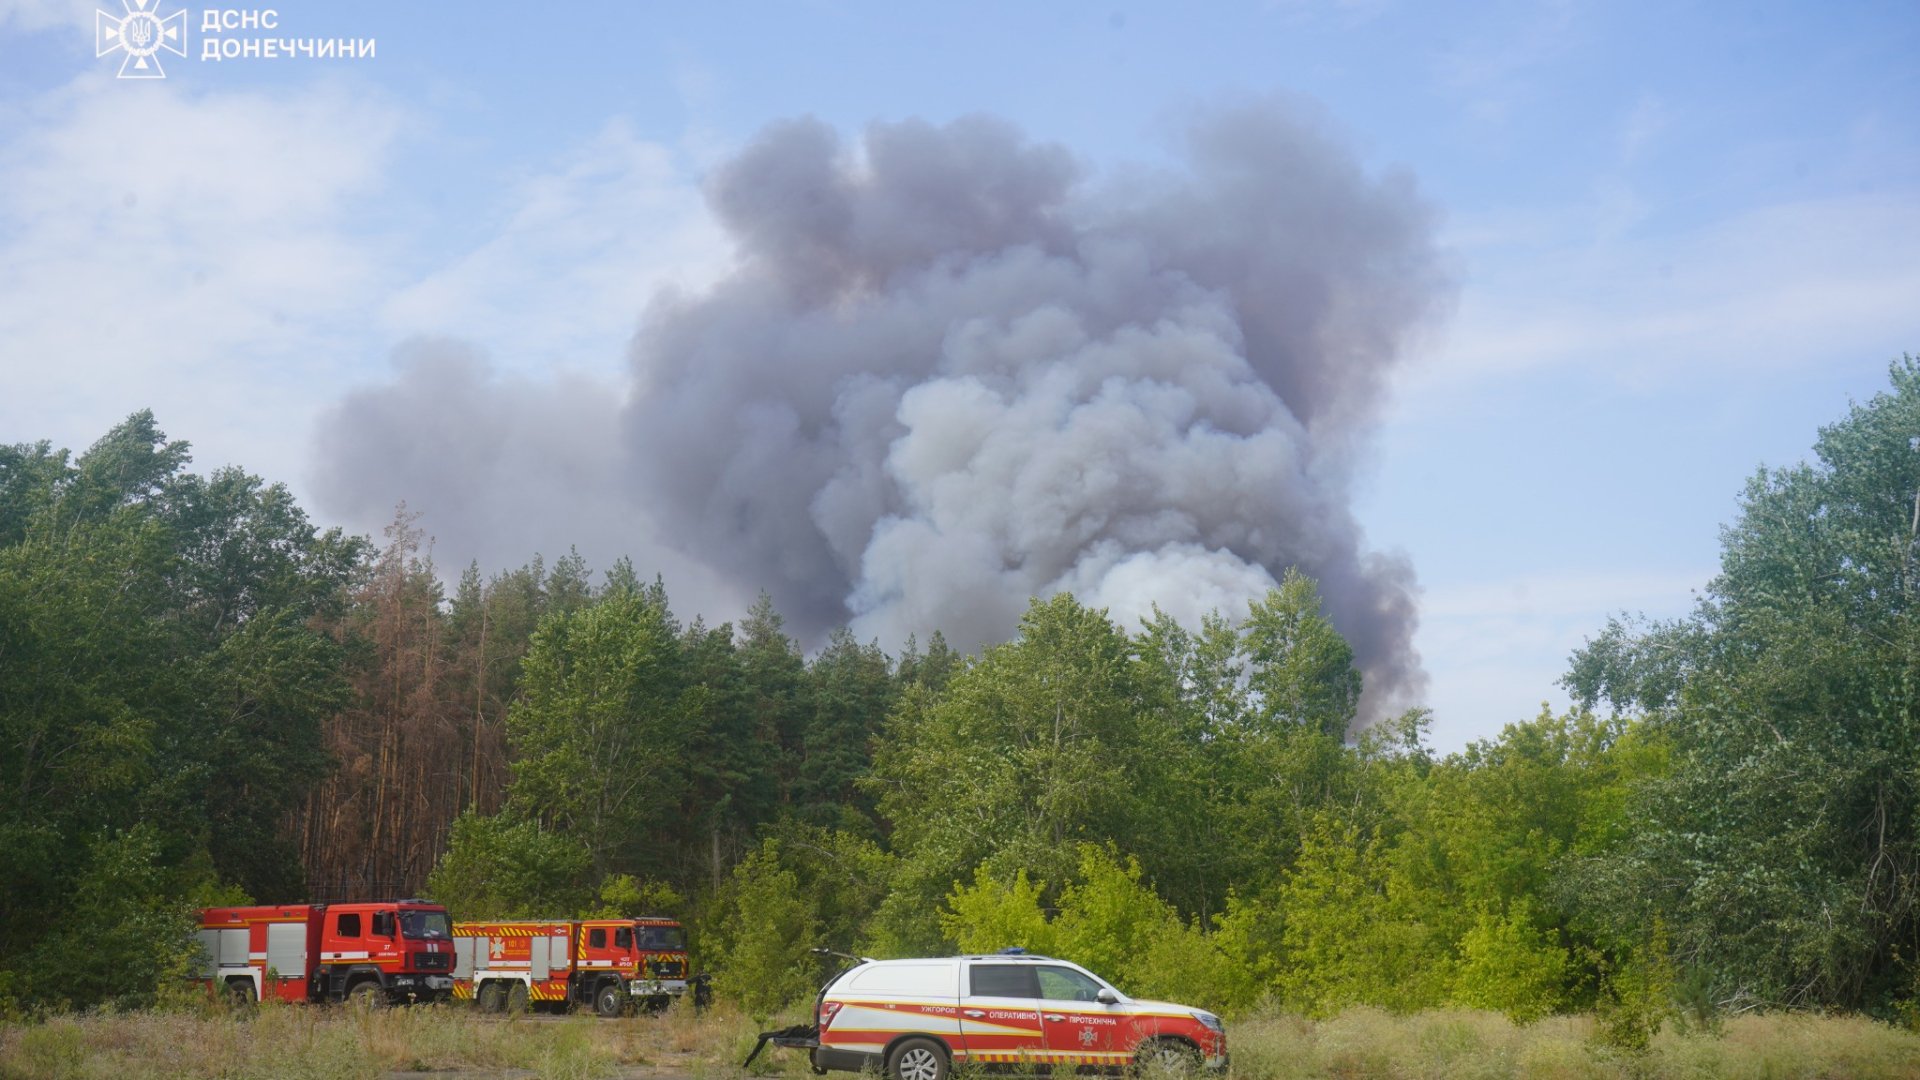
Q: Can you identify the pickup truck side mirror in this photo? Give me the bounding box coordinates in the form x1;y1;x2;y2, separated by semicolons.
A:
1096;988;1120;1005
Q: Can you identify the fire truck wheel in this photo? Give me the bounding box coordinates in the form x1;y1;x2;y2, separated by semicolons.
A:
348;980;387;1010
594;982;624;1018
506;982;530;1014
886;1038;948;1080
477;982;504;1012
224;979;255;1010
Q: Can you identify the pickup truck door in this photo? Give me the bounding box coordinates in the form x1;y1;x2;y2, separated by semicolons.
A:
958;963;1043;1065
1035;964;1123;1064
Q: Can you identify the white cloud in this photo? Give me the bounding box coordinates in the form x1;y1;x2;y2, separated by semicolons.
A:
1402;192;1920;407
0;68;731;524
0;76;406;482
380;117;727;381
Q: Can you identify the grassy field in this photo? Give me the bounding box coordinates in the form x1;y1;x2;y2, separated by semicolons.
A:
1;1002;1916;1080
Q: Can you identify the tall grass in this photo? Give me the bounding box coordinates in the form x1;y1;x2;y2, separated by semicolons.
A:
1;1003;1914;1079
0;997;773;1080
1228;1006;1920;1080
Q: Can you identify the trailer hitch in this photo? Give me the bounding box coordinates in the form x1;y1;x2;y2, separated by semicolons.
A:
743;1023;819;1068
742;948;867;1069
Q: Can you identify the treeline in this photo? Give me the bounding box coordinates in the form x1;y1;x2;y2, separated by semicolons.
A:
0;410;944;1008
4;359;1920;1030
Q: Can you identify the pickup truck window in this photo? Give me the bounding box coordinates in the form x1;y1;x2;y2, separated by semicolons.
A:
969;963;1038;998
1036;965;1103;1002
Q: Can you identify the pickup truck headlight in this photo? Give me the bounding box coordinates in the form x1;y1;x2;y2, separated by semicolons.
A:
1193;1011;1224;1033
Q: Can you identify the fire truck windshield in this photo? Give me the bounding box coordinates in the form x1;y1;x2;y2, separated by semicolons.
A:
637;926;686;950
401;911;451;940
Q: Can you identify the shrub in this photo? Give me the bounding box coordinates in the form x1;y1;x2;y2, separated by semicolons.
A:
1452;902;1570;1022
423;811;593;919
703;840;820;1019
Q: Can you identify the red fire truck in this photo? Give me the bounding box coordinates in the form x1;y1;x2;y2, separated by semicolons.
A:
453;917;690;1016
194;899;457;1006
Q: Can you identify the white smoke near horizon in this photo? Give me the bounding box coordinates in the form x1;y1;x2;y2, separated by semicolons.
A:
315;101;1452;720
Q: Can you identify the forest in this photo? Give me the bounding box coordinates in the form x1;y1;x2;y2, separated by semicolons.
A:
4;358;1920;1045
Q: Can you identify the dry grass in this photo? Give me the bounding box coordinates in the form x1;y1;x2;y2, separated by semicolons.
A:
0;1003;1914;1080
1228;1006;1920;1080
0;996;783;1080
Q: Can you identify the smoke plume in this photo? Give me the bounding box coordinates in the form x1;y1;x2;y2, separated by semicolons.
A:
316;101;1451;718
625;103;1448;713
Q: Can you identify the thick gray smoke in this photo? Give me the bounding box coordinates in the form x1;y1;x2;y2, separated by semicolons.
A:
314;101;1450;718
625;103;1449;713
310;339;744;611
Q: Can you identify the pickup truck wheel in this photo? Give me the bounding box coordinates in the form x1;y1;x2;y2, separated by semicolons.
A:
887;1038;948;1080
594;982;624;1018
1133;1038;1201;1076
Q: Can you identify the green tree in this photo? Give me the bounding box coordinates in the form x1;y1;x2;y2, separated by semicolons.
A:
1566;356;1920;1011
678;614;782;890
942;866;1058;956
589;873;685;918
940;848;1253;1014
1130;608;1248;920
1450;901;1570;1022
12;826;202;1011
795;629;895;836
508;586;694;879
701;838;822;1017
1129;576;1375;918
1242;569;1363;738
1272;813;1449;1015
0;413;359;1006
423;811;593;919
871;594;1172;944
738;592;807;804
895;630;962;695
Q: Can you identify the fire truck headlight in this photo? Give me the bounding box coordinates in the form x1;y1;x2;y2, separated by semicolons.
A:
1192;1011;1224;1033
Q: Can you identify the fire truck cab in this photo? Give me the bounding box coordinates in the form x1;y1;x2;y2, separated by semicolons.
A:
453;916;690;1016
195;900;456;1006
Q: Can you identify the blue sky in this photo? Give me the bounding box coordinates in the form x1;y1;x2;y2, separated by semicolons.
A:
3;0;1917;749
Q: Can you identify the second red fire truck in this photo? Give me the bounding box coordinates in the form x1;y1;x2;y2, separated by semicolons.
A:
452;916;690;1016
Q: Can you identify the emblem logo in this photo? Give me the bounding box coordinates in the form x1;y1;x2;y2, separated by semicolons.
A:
1078;1027;1098;1047
96;0;186;79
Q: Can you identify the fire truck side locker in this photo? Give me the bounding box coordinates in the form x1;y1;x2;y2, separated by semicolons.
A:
454;934;476;985
270;919;312;991
532;932;554;981
195;923;253;1000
